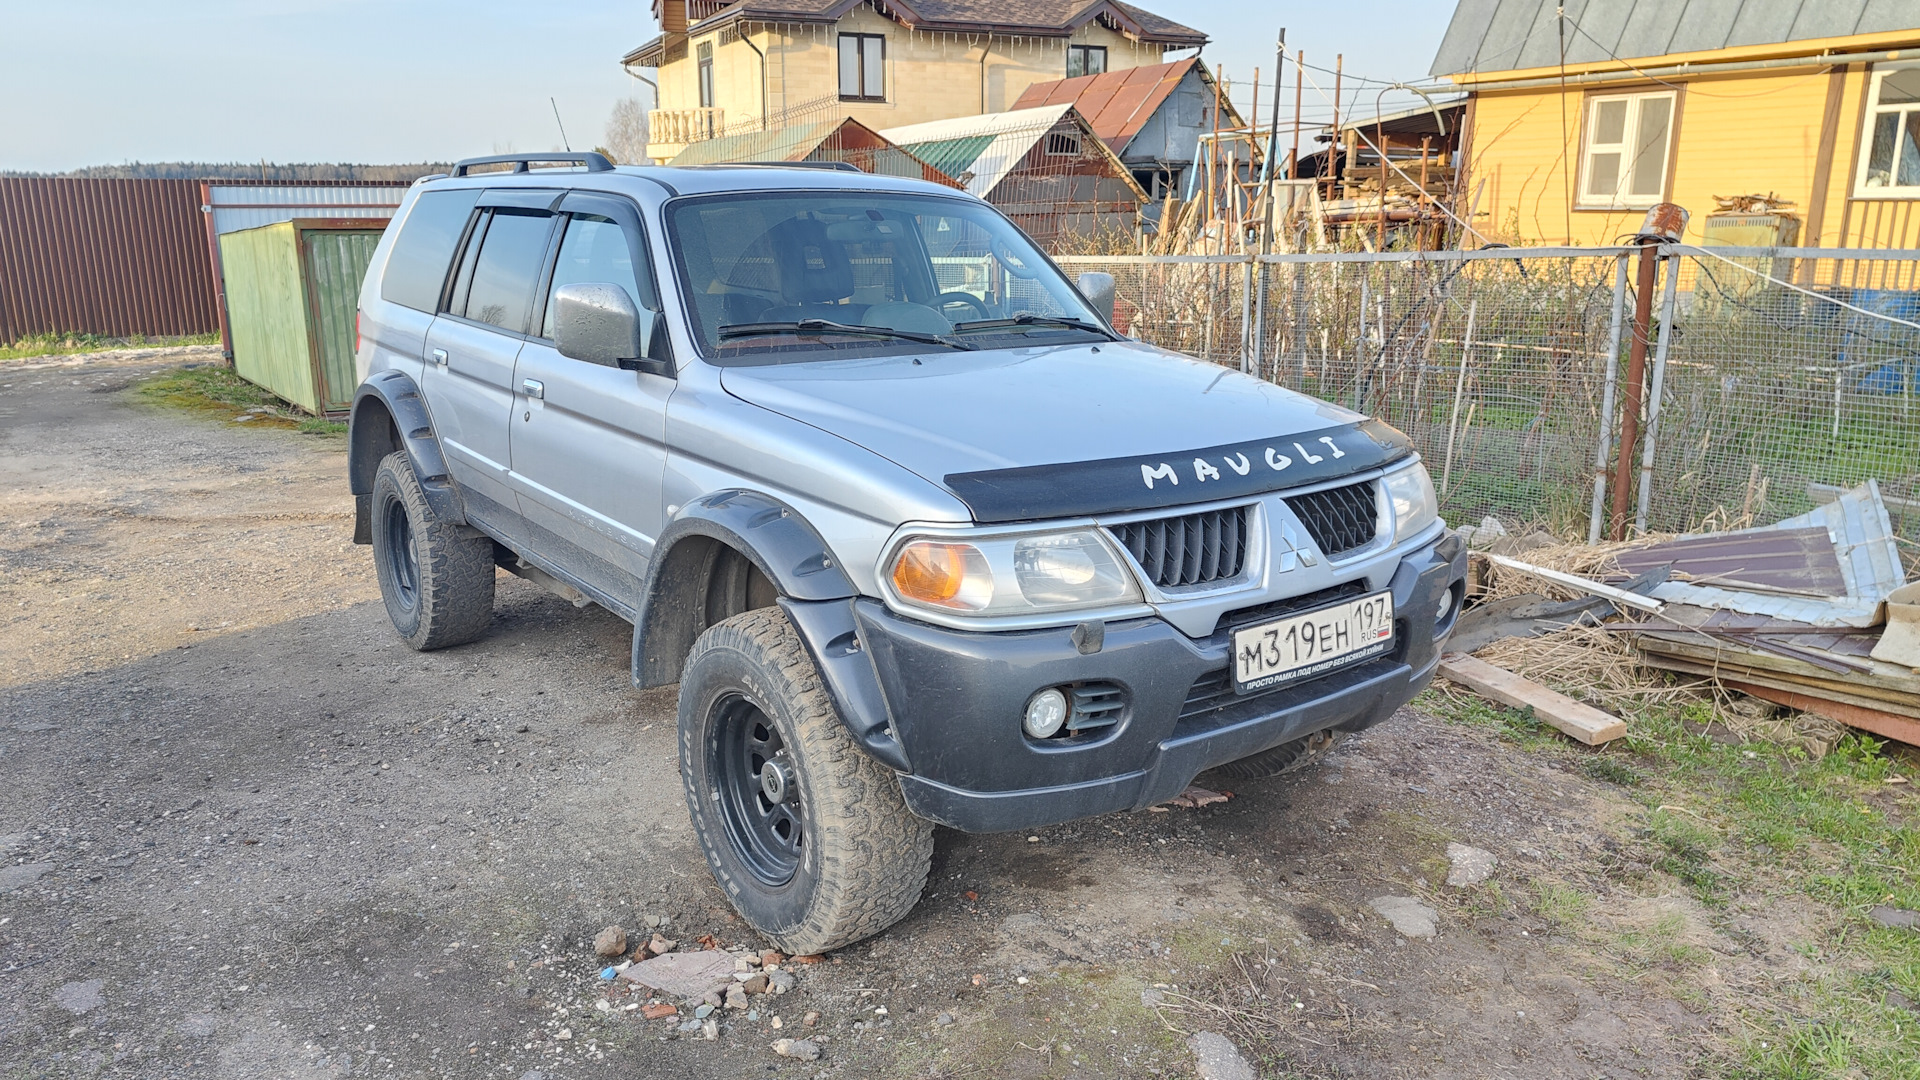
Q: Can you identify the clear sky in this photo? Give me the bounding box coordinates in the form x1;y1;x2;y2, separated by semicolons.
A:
0;0;1460;172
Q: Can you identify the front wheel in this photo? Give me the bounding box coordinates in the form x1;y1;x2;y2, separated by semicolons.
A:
370;451;495;650
678;609;932;955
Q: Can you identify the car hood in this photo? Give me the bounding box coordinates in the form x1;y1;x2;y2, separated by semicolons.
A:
718;342;1409;523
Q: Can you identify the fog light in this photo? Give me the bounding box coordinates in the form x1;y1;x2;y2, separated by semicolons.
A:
1435;585;1456;626
1023;687;1068;739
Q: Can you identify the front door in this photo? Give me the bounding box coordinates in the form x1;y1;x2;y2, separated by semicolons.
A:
419;191;560;525
508;192;674;603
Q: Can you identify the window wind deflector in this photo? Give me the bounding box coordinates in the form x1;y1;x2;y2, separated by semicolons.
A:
717;319;974;350
951;314;1115;339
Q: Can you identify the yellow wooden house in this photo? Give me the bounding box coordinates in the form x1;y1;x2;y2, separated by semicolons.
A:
1432;1;1920;248
623;0;1206;164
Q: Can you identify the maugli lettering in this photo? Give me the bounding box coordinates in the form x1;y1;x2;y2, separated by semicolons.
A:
1140;435;1349;489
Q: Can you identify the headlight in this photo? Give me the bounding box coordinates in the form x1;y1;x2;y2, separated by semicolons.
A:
887;529;1141;616
1384;462;1441;541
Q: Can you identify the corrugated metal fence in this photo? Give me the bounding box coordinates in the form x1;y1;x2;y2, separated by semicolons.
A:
0;178;219;341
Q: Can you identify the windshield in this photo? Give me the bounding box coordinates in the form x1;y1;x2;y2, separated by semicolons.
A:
665;191;1108;363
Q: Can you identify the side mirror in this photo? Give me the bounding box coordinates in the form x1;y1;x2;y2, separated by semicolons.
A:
553;282;668;375
1076;271;1116;326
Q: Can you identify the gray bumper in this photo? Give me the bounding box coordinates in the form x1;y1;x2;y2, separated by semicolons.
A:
782;531;1465;833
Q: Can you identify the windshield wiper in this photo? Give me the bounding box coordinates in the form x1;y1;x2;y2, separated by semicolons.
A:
951;314;1115;338
718;319;973;351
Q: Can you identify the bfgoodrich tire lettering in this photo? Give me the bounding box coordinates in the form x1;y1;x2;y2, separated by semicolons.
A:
370;451;495;650
679;609;932;954
1209;728;1346;780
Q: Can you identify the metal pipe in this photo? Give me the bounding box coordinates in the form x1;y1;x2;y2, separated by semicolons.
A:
741;32;769;130
1441;299;1478;496
1633;253;1683;536
1251;30;1286;380
1587;253;1630;543
1452;46;1910;94
1609;238;1660;539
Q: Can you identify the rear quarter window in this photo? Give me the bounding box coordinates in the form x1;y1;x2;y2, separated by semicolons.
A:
380;188;483;313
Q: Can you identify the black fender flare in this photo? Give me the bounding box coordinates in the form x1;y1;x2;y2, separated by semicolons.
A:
347;369;467;543
630;491;909;771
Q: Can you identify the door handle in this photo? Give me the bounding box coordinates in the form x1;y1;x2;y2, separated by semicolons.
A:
432;348;448;367
521;379;545;400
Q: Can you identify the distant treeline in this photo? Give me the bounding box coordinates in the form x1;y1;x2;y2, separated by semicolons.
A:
4;162;453;181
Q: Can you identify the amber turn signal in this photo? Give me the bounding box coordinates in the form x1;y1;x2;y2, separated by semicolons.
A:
891;541;975;606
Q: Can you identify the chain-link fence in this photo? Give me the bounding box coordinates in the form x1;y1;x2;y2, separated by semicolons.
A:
1054;245;1920;541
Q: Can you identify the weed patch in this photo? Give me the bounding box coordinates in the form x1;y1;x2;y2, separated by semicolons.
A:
135;366;342;436
2;331;218;361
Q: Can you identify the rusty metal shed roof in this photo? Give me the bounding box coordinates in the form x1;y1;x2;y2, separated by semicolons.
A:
1011;57;1200;154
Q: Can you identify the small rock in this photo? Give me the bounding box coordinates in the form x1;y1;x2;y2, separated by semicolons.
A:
1369;896;1439;939
1870;905;1920;930
694;1003;715;1019
619;950;735;998
593;926;627;957
935;1012;954;1026
802;1010;821;1027
770;1015;783;1029
701;1018;718;1040
742;974;769;995
760;949;786;967
1445;843;1498;887
768;970;796;995
1187;1031;1255;1080
555;1028;572;1041
644;914;662;928
641;1003;678;1020
771;1038;822;1061
53;980;104;1015
790;953;825;964
649;933;676;954
735;957;755;973
725;984;749;1010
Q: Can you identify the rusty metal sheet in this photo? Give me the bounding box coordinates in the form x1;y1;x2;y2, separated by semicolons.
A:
1011;57;1197;153
1612;527;1847;596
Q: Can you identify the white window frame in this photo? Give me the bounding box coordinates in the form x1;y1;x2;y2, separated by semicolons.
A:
1576;90;1676;210
1854;61;1920;199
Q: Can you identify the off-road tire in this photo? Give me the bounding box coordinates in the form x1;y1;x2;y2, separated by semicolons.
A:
1209;728;1347;780
370;451;495;650
678;609;933;955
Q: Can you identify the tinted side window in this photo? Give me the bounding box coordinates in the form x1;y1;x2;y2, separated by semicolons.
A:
541;214;649;339
461;209;554;333
380;188;483;313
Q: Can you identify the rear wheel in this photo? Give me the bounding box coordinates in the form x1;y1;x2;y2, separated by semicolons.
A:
678;609;932;955
1209;729;1347;780
370;451;495;650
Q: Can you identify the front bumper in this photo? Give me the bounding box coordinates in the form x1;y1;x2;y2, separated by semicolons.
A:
781;530;1465;833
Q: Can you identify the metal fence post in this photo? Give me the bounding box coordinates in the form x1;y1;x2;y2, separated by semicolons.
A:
1609;237;1662;539
1587;254;1630;543
1633;250;1683;536
1240;254;1255;373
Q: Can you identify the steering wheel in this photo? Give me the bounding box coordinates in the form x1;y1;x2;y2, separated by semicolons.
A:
933;291;993;321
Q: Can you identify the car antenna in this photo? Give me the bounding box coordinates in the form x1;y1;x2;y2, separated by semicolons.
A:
549;97;571;151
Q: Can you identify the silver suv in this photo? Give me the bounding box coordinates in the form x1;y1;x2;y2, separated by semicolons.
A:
348;152;1465;953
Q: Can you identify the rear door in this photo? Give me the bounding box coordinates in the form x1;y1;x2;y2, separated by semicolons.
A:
507;191;674;600
420;189;561;524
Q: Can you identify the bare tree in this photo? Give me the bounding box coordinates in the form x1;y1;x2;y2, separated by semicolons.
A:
603;99;651;165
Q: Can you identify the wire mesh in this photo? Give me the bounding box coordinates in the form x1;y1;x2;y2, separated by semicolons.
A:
1056;246;1920;541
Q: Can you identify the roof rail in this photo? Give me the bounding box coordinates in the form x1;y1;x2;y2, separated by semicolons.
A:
450;152;615;177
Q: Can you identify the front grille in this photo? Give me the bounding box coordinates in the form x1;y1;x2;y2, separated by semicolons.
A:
1285;480;1379;560
1110;506;1249;589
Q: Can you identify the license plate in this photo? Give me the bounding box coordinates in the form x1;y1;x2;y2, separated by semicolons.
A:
1231;590;1395;693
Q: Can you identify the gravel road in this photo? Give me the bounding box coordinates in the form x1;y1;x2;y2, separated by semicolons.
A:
2;352;1771;1079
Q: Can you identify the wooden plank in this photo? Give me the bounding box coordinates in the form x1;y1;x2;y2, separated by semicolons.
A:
1634;634;1920;699
1637;654;1920;719
1726;680;1920;749
1437;652;1627;745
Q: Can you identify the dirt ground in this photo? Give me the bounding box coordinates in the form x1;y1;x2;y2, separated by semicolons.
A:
0;350;1865;1079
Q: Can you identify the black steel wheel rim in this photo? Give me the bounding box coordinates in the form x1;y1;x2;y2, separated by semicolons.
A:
709;693;803;886
384;495;420;612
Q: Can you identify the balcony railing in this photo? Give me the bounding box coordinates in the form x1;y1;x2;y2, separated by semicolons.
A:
648;107;724;147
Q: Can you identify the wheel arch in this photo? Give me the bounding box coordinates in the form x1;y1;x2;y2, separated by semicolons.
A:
630;490;858;690
348;370;465;543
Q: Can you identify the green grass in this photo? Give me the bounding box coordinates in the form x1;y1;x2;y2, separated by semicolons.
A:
1421;688;1920;1078
134;365;345;435
1;330;219;361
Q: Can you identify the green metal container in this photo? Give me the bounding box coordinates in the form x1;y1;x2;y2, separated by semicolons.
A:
219;218;386;415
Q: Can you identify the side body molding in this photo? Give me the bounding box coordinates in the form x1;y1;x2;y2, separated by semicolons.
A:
630;489;859;688
347;369;467;543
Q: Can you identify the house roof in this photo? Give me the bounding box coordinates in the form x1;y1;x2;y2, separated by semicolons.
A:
880;104;1146;201
665;116;956;185
1009;57;1200;155
1432;0;1920;77
635;0;1206;53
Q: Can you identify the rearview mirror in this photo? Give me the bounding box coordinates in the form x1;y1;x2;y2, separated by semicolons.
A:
553;282;668;374
1075;272;1115;326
